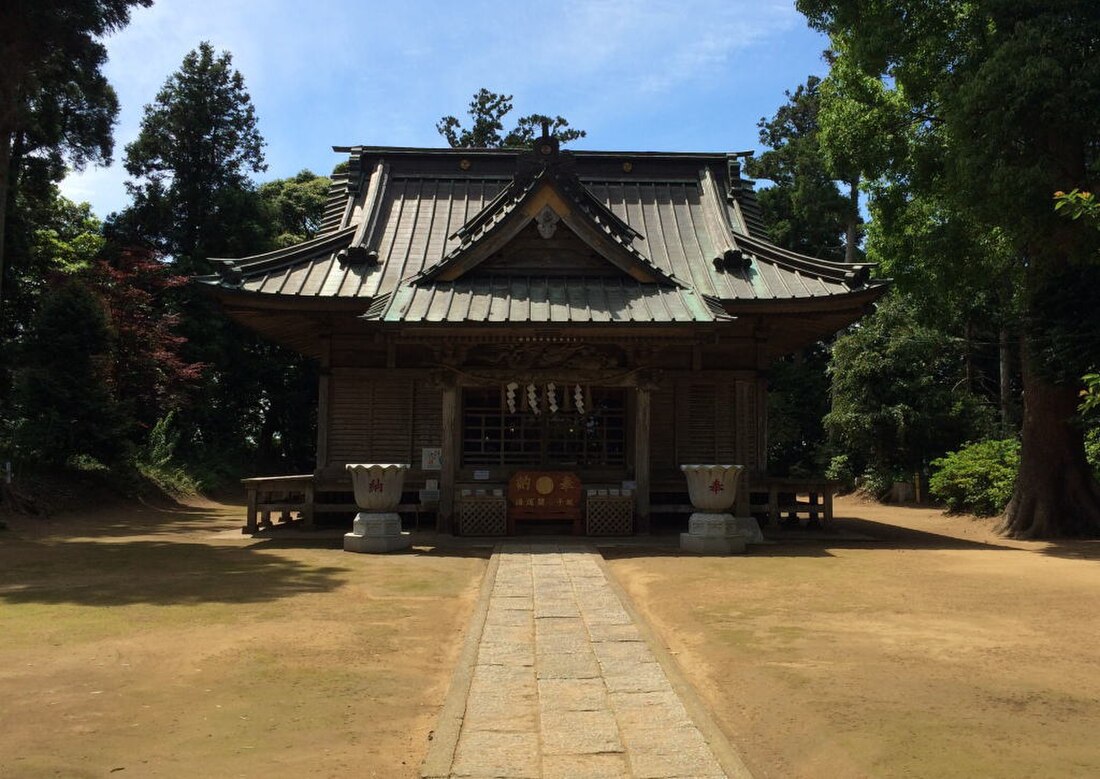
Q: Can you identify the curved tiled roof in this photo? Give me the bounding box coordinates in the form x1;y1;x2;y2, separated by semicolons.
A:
198;144;884;322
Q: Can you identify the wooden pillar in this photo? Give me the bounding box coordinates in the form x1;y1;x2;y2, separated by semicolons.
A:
439;381;458;534
634;385;651;533
315;336;331;471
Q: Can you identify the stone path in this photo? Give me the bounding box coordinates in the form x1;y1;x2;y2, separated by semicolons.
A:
428;543;733;779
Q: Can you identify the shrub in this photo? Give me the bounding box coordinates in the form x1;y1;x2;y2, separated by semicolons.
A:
825;454;855;492
929;438;1020;516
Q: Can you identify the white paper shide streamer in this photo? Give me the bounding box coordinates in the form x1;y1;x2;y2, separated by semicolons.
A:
527;383;540;415
505;382;518;413
547;382;558;413
574;384;585;415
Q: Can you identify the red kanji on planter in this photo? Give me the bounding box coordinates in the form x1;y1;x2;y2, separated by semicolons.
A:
368;478;384;493
709;479;724;494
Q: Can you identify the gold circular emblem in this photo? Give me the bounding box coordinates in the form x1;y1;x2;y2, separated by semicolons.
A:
540;144;552;155
622;161;633;173
459;158;471;170
535;476;555;495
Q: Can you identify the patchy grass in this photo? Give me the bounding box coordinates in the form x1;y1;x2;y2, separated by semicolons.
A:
607;497;1100;779
0;498;488;778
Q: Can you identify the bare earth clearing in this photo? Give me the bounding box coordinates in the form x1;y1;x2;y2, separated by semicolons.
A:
3;495;1099;778
0;498;487;778
608;496;1100;779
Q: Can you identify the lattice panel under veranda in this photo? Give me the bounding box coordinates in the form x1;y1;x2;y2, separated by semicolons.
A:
586;497;634;536
457;497;507;536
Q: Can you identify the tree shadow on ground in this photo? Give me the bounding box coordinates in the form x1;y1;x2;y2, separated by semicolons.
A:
4;499;242;539
0;537;350;607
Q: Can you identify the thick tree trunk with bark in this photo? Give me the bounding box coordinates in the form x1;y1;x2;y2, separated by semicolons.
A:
1000;369;1100;538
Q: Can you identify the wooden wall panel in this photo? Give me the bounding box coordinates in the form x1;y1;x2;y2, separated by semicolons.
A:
734;380;759;471
328;375;373;462
413;381;443;462
327;373;416;464
680;383;717;463
650;387;677;473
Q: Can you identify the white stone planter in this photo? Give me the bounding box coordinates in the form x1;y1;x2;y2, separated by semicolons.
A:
679;464;761;554
680;464;744;512
346;463;408;511
344;463;411;553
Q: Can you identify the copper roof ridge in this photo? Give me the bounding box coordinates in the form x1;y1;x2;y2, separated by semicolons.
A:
210;224;357;273
732;232;875;285
334;145;754;161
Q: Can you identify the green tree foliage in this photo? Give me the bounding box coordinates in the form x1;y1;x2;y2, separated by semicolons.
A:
0;187;106;455
122;41;267;275
746;76;852;261
747;78;855;476
258;170;331;248
0;0;149;311
930;439;1020;517
825;295;996;492
115;46;324;477
14;280;125;465
798;0;1100;536
437;89;586;148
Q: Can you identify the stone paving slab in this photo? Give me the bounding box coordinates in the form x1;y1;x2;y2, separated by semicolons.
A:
429;543;742;778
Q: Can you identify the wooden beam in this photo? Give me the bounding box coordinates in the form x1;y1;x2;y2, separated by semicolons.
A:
634;385;651;533
315;336;332;483
439;382;458;533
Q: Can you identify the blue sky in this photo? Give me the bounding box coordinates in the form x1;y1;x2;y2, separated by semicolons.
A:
60;0;831;219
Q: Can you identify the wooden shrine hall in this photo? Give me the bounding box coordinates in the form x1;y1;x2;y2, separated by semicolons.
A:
199;131;885;535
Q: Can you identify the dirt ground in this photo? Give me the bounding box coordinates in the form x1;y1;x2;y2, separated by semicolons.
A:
608;496;1100;779
0;497;488;778
5;494;1099;778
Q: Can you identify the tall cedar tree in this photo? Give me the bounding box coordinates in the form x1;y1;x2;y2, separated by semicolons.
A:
438;89;586;148
121;42;282;471
746;76;853;261
124;41;267;274
798;0;1100;537
746;77;853;475
0;0;149;311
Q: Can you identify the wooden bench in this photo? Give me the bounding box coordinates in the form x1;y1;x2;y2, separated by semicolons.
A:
651;476;839;527
242;475;315;533
242;475;436;533
749;477;838;525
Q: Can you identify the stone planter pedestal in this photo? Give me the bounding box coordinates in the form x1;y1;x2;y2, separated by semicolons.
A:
344;464;412;553
679;464;762;555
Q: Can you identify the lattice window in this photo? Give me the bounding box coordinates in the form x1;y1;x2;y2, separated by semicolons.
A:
462;387;625;467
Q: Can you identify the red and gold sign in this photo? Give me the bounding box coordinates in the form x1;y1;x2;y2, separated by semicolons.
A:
508;471;583;524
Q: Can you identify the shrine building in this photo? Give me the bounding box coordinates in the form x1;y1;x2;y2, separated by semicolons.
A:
199;131;886;535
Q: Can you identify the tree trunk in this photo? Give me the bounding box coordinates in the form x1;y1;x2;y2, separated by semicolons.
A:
1000;367;1100;538
0;129;11;313
844;176;860;263
964;320;974;392
998;326;1012;434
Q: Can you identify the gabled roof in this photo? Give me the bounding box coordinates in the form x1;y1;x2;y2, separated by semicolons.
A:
414;137;679;286
197;136;885;325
